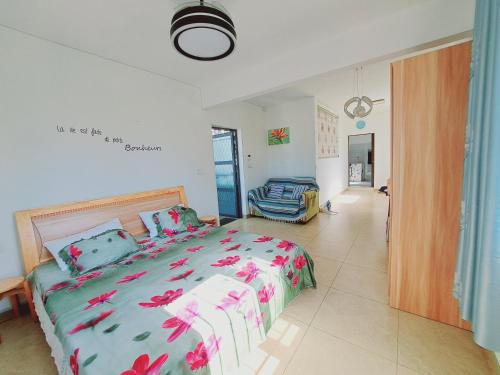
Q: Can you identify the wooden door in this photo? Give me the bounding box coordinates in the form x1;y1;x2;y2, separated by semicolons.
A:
389;42;471;329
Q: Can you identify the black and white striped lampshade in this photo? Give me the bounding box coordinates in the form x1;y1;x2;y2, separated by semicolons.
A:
171;2;237;61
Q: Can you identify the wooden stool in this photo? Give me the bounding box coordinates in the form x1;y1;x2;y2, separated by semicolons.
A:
199;215;219;226
0;276;37;322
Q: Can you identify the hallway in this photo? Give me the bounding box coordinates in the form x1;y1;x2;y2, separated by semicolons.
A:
225;188;493;375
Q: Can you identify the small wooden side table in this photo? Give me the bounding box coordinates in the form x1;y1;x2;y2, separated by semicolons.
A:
0;276;37;322
199;215;219;226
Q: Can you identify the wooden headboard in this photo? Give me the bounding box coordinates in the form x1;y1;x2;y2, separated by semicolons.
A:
15;186;188;274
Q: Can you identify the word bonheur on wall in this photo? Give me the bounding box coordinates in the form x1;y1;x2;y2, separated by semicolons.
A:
56;125;162;152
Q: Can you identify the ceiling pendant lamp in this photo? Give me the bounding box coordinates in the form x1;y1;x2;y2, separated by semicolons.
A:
344;66;373;120
170;0;237;61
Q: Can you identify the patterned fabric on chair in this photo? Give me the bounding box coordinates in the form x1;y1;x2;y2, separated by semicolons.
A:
248;177;319;223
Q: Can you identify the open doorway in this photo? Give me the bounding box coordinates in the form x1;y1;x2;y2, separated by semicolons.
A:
211;127;242;224
348;133;374;187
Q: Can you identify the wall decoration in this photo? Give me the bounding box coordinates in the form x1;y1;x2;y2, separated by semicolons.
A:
268;127;290;145
317;106;339;158
55;125;163;151
356;120;366;129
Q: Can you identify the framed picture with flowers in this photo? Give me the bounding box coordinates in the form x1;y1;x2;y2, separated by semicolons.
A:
268;127;290;145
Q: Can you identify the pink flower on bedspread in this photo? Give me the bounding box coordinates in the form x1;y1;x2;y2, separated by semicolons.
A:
186;246;204;253
258;284;275;304
168;269;194;281
254;236;273;243
148;247;167;255
277;240;295;252
116;271;148;284
185;335;221;371
169;209;180;224
186;224;198;233
216;289;249;311
84;290;117;310
68;282;84;291
219;237;232;244
69;244;82;261
162;228;177;237
143;242;157;250
47;281;70;294
211;255;240;267
236;262;260;283
182;234;196;241
117;230;127;240
246;310;265;328
271;255;289;269
225;243;241;252
293;255;307;270
70;348;79;375
136;238;152;245
170;257;188;269
75;271;103;282
139;288;183;308
197;230;210;238
292;275;299;288
164;238;178;245
227;229;239;235
121;353;169;375
162;301;199;343
68;310;114;335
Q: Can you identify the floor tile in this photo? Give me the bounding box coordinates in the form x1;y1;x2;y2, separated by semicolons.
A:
345;237;388;272
283;327;397;375
333;263;388;304
283;283;329;325
0;316;57;374
398;365;424;375
246;314;308;375
305;237;353;262
309;256;341;287
398;311;491;375
312;289;398;361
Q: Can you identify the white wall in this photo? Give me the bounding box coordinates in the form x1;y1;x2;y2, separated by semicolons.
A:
203;103;267;215
263;98;316;179
316;106;391;204
0;27;266;311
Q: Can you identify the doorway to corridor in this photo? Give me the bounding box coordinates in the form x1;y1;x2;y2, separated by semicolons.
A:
348;133;375;187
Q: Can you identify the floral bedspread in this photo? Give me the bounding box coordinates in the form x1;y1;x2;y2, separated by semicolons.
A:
31;224;316;375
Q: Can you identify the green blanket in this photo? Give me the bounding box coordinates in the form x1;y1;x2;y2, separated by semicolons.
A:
31;225;316;375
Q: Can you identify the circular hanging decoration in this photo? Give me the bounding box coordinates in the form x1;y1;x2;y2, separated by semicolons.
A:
171;1;237;61
344;96;373;120
356;120;366;129
344;66;374;119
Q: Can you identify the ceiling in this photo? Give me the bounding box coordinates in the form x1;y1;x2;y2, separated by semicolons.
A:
247;60;391;111
0;0;473;106
0;0;431;86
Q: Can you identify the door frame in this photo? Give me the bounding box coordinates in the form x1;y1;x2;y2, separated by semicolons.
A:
347;133;375;188
211;126;243;218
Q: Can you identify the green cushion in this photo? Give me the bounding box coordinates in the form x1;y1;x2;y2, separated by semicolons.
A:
152;206;203;237
58;229;139;276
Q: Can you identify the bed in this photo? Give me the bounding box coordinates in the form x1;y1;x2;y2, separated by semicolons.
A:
15;186;316;375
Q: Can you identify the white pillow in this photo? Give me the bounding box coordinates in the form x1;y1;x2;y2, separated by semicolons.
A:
43;218;123;272
139;204;183;238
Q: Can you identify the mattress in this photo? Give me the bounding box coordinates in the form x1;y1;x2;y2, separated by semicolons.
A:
30;225;316;374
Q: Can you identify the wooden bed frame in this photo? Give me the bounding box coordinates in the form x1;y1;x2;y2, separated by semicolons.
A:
15;186;188;274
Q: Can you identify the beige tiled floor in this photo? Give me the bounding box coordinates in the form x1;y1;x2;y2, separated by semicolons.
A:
0;189;495;374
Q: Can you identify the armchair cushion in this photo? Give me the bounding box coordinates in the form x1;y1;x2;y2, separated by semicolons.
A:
248;177;319;223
